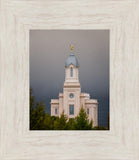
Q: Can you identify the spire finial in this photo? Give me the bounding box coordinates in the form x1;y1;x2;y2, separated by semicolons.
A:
70;44;73;53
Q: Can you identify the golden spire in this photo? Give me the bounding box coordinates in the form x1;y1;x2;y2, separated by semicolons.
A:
70;44;73;52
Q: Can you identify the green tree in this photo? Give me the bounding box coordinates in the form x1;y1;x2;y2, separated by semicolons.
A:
30;88;35;129
44;114;59;130
31;101;46;130
30;88;46;130
74;106;93;130
43;113;52;130
67;118;76;130
54;111;68;130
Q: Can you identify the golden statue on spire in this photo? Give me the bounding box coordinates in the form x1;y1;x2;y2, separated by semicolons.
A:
70;44;73;52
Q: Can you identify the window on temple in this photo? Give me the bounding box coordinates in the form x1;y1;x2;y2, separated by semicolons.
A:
87;108;89;114
55;108;57;114
69;93;74;98
69;105;74;115
70;67;73;77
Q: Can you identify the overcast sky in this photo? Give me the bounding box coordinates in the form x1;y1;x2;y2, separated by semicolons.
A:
30;30;109;127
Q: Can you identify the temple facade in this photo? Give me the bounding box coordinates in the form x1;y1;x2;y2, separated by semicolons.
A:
50;47;98;126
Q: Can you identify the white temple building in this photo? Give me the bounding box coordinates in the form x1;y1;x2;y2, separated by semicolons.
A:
51;46;98;126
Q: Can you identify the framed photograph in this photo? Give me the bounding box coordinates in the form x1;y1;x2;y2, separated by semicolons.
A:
30;30;109;130
0;0;138;160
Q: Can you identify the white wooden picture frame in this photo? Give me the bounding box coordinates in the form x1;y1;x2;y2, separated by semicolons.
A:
0;0;139;160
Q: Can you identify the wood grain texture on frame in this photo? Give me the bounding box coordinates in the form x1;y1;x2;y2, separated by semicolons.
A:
0;0;139;160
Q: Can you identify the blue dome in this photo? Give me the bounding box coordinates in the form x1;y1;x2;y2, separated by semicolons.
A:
65;53;79;67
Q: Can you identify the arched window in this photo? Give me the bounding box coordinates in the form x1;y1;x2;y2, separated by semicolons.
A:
87;108;89;114
70;67;73;77
55;108;57;114
69;105;74;115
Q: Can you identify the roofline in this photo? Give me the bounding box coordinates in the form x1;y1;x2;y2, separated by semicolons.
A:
65;63;79;68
